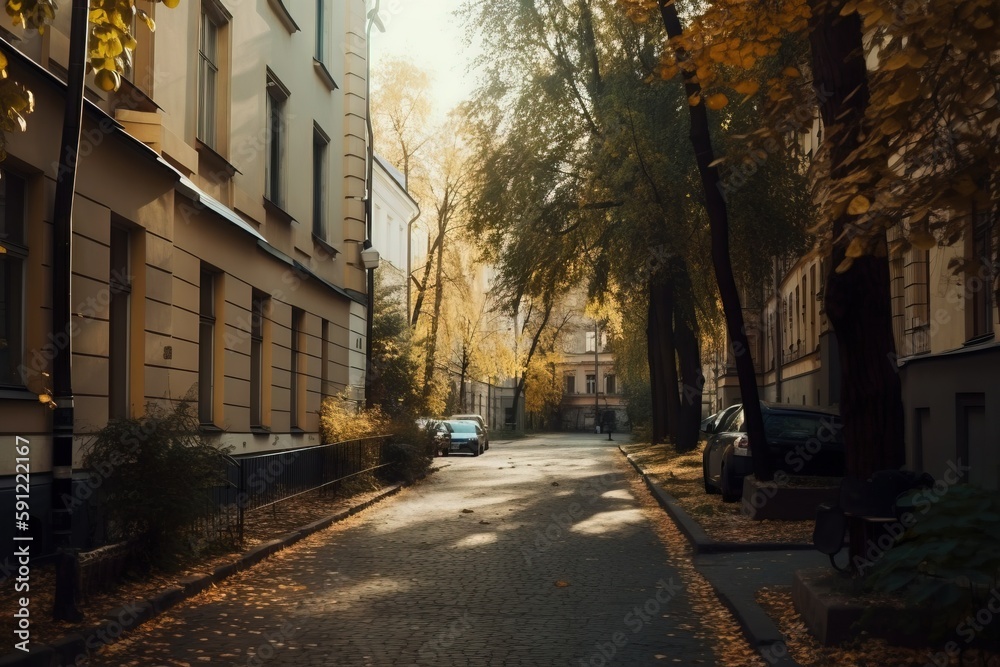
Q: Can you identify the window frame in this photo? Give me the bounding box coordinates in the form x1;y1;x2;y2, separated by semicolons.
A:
250;292;269;428
265;71;290;208
198;267;218;425
108;226;132;420
585;374;596;395
0;169;26;389
313;123;330;239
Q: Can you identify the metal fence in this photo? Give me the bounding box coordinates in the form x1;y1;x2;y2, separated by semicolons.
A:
205;435;393;544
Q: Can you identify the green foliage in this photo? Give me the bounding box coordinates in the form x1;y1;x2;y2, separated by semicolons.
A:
370;267;423;417
81;401;232;567
382;418;437;484
865;484;1000;642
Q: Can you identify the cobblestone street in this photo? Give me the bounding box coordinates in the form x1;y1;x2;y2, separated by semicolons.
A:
90;434;730;666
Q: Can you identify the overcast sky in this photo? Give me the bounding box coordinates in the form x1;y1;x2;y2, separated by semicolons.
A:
369;0;481;118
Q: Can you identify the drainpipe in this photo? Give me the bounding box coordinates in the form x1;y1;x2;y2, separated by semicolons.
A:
50;0;88;622
774;256;783;404
405;203;420;324
363;1;384;408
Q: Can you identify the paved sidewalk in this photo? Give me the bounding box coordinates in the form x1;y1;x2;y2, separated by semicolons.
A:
622;447;830;667
87;434;731;666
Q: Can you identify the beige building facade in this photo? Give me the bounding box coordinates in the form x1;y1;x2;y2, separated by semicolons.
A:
0;0;372;551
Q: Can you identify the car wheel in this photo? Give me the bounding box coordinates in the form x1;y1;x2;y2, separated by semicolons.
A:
721;463;741;503
442;449;449;457
473;444;481;457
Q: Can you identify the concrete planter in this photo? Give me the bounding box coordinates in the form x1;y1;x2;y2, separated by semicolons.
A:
740;476;839;521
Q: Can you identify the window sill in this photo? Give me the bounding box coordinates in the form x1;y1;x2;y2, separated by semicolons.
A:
313;59;338;91
250;425;272;435
312;233;339;259
963;332;995;347
199;423;225;433
267;0;300;33
196;139;241;178
113;76;160;113
0;387;39;401
290;427;306;435
263;197;295;224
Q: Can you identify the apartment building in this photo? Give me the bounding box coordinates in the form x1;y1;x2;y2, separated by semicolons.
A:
0;0;372;553
708;221;999;490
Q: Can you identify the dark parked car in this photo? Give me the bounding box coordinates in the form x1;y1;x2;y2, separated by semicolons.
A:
702;403;844;501
434;420;486;457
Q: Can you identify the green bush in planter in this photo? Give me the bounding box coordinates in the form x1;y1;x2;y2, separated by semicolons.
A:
81;400;233;568
864;484;1000;645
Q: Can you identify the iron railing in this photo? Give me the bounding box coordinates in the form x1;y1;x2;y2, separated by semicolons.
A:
211;435;393;543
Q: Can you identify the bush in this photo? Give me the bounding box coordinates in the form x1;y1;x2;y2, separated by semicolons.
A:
381;417;437;484
81;401;232;568
319;391;391;443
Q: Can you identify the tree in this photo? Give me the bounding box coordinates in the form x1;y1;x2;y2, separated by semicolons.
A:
463;0;808;455
368;267;422;417
618;0;999;483
0;0;176;156
370;57;433;187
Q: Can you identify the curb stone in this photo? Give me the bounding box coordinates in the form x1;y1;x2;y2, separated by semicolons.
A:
4;475;429;667
620;446;804;667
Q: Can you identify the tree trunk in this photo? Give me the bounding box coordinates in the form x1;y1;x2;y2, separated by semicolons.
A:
510;302;553;431
646;291;666;444
648;279;680;444
421;225;447;403
458;349;469;412
808;3;906;568
807;4;905;478
656;0;771;480
674;265;703;452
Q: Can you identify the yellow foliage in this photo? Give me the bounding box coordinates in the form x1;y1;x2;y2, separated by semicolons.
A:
319;391;392;443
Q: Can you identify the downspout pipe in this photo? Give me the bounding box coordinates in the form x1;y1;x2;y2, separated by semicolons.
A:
364;1;384;408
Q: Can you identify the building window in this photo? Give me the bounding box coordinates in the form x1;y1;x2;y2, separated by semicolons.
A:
265;71;289;207
199;267;217;424
564;375;575;394
969;210;995;340
290;308;304;429
605;374;616;395
109;226;132;419
313;125;329;239
250;292;269;428
586;374;596;394
0;170;26;387
198;7;220;149
314;0;325;62
585;331;596;353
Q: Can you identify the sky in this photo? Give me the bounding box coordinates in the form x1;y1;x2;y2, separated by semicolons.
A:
369;0;481;117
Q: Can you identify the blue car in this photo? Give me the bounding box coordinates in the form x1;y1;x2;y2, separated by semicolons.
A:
434;420;486;457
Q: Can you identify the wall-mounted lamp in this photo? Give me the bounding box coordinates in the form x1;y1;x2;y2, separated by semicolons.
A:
361;239;381;271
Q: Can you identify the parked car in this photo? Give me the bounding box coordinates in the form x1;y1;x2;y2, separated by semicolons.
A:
449;414;489;450
702;403;844;502
434;420;486;456
699;404;742;494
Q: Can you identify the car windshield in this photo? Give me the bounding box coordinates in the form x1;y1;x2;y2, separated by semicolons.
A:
450;422;477;433
764;414;842;442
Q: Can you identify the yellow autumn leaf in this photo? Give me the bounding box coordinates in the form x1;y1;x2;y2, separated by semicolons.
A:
884;52;910;70
973;14;994;29
847;194;871;215
880;117;902;135
688;93;701;106
845;236;866;258
835;257;855;274
782;66;801;78
910;230;936;250
706;93;728;110
733;80;760;95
